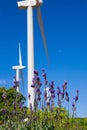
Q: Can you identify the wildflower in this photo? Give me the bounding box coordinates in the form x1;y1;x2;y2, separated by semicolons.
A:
36;76;40;82
44;90;47;99
28;93;31;100
65;91;69;102
51;93;55;98
13;85;17;90
75;95;78;102
61;92;64;99
39;82;42;87
31;84;35;88
44;87;51;106
19;102;23;109
72;102;76;111
65;91;68;96
49;81;55;99
57;87;61;102
74;90;79;102
13;76;19;90
62;80;67;92
42;69;47;82
66;95;69;102
2;109;7;115
37;96;41;101
47;101;50;106
57;87;61;96
34;70;38;76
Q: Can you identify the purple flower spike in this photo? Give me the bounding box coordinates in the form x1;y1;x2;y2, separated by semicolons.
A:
38;96;41;101
19;102;23;109
36;76;40;83
34;70;38;76
57;87;61;96
61;92;64;99
13;85;17;90
66;96;69;102
39;82;42;87
42;69;47;80
44;91;47;98
36;88;40;93
47;102;50;106
72;102;75;107
75;96;78;102
2;109;7;114
52;93;55;98
63;80;67;92
28;93;31;100
72;102;76;111
31;84;35;88
65;92;68;96
42;72;47;80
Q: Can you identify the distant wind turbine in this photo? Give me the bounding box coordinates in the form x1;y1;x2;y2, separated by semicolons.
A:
17;0;50;109
12;43;26;92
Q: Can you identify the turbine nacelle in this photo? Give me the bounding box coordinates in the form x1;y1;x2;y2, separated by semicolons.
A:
17;0;43;9
12;65;26;70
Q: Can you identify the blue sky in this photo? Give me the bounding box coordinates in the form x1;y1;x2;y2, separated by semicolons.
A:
0;0;87;117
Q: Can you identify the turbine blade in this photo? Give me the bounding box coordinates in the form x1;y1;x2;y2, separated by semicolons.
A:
37;7;50;66
19;69;24;90
19;43;22;66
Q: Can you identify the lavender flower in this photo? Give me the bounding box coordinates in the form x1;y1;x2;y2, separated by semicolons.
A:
65;91;69;102
74;90;79;102
57;87;61;96
47;101;50;106
19;102;23;109
75;96;78;102
62;80;67;92
42;69;48;85
49;81;55;99
13;76;19;90
31;84;35;88
49;81;55;110
31;70;42;109
28;93;31;100
72;102;76;112
34;70;38;76
2;109;7;115
57;87;61;103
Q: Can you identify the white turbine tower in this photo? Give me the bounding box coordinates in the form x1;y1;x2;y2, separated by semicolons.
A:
17;0;49;109
12;43;26;92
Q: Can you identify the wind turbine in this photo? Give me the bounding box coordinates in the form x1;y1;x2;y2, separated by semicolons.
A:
17;0;50;109
12;43;26;92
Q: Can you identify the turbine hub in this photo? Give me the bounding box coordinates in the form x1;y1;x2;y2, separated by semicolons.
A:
17;0;43;9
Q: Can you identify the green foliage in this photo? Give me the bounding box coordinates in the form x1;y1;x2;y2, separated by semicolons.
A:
0;87;26;125
0;86;87;130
